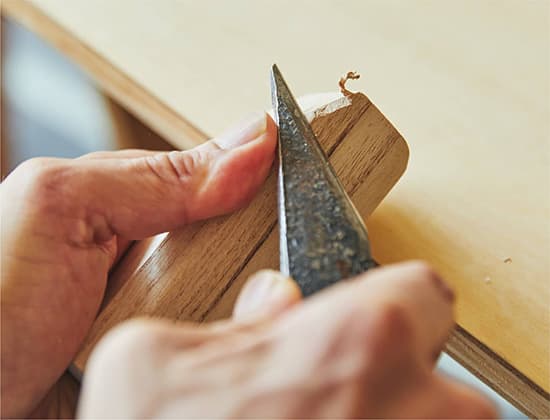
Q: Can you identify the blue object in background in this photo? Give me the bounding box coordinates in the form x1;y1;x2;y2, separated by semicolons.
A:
2;18;116;173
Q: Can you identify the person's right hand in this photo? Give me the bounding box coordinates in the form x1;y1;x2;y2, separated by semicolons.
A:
78;262;497;418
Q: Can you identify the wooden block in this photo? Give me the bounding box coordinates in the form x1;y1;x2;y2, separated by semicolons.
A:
73;93;409;371
4;1;549;415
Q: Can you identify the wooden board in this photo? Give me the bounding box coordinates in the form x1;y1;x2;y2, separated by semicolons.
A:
2;1;549;417
74;92;409;366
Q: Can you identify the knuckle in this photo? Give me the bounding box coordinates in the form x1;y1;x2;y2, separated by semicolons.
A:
83;319;169;411
172;150;208;179
90;319;164;366
402;261;454;303
403;261;441;289
13;158;72;206
171;150;208;178
374;302;413;337
16;157;59;184
406;260;439;282
108;319;162;348
367;302;415;358
144;150;210;183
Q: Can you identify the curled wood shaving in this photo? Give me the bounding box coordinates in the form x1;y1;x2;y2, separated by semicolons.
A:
339;71;360;97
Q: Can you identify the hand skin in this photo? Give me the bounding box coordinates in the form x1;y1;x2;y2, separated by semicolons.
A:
0;112;496;418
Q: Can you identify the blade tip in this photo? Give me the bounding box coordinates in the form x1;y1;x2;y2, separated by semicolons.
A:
271;63;282;85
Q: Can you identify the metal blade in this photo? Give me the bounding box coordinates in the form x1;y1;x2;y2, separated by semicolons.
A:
271;64;377;297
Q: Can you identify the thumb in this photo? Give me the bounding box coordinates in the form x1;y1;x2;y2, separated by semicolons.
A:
70;112;277;240
233;270;303;320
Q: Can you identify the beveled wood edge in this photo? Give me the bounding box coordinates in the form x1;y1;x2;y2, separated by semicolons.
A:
446;326;550;419
1;0;208;149
3;1;548;415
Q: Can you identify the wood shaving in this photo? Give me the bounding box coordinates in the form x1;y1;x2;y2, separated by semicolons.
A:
339;71;360;97
503;257;512;263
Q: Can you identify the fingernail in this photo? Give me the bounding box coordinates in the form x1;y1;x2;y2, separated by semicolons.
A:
216;111;267;150
234;270;290;316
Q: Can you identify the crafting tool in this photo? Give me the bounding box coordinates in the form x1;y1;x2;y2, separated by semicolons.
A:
271;64;377;296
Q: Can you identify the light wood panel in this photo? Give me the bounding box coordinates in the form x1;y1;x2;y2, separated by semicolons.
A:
446;326;550;420
2;0;549;416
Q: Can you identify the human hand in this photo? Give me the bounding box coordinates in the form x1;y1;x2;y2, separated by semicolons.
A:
0;112;277;418
78;263;496;418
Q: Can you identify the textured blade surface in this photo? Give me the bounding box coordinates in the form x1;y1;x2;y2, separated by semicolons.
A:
271;64;377;296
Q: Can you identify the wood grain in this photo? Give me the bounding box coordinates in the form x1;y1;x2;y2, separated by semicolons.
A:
2;0;549;416
446;326;550;419
73;93;409;371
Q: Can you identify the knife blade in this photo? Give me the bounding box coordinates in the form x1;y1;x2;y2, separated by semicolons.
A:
271;64;377;296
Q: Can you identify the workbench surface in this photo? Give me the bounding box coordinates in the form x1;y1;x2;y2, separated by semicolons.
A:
3;0;549;416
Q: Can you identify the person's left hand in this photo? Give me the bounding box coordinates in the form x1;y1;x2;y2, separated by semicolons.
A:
0;112;277;418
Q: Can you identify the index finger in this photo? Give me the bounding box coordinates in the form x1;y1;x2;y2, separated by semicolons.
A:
277;261;455;367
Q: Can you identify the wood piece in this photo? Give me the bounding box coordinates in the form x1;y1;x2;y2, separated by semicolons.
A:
2;0;549;415
446;326;550;419
73;93;409;371
339;71;360;97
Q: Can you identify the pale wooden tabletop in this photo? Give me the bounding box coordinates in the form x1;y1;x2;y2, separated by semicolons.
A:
3;0;549;416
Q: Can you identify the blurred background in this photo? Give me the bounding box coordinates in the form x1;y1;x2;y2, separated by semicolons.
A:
0;14;528;419
1;17;171;178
